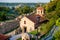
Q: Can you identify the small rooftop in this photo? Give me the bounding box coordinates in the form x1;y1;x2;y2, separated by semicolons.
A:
0;34;9;40
37;7;44;10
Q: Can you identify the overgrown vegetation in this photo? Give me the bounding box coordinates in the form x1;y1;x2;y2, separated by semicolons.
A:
52;30;60;40
42;0;60;40
56;18;60;27
0;6;18;21
40;18;55;34
15;5;35;15
29;30;37;35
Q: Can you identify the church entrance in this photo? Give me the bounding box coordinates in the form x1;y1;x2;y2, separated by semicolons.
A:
24;27;27;32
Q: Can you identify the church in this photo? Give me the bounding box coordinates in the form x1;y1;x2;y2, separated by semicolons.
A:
20;6;46;32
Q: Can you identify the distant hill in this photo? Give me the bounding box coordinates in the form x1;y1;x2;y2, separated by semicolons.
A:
0;2;46;7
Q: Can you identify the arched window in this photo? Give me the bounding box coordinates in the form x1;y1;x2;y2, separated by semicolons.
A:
41;10;42;14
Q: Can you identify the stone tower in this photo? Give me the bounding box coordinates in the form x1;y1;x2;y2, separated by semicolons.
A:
36;6;44;17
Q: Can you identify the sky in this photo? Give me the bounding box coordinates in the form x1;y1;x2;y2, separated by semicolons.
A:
0;0;50;3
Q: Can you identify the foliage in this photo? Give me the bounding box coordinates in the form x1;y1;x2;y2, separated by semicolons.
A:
52;30;60;40
41;0;60;40
40;18;55;34
56;0;60;10
45;0;60;15
35;3;40;8
56;18;60;27
0;12;7;21
29;30;37;35
46;11;59;19
45;1;56;13
0;7;10;12
45;0;60;20
0;6;18;21
15;5;35;15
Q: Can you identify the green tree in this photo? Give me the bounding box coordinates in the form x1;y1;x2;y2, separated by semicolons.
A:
15;5;34;15
35;3;40;8
0;12;7;21
52;31;60;40
56;0;60;10
23;5;30;14
56;18;60;27
0;7;10;12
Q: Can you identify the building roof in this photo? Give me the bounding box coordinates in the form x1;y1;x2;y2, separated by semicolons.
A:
26;14;45;23
37;7;44;10
0;34;8;40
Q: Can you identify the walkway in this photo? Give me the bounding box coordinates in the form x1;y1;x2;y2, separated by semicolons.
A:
9;33;37;40
9;34;22;40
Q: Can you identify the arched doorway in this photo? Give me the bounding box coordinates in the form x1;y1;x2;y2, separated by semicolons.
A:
24;27;27;32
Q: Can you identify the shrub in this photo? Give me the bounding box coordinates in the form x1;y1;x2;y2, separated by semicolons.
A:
56;18;60;26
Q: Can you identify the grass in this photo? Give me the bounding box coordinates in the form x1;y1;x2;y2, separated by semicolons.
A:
29;30;37;35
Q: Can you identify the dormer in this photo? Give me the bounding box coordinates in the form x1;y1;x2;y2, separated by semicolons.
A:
36;7;44;16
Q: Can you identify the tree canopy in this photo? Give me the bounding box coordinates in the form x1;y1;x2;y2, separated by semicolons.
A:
56;18;60;27
52;30;60;40
0;12;7;21
15;5;35;15
44;0;60;19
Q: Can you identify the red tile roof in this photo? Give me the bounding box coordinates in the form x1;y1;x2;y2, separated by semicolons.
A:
37;7;44;10
26;14;45;23
0;34;8;40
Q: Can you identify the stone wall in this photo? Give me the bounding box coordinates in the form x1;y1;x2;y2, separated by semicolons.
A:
0;19;19;34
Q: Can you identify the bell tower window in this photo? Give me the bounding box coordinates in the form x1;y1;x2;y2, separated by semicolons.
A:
38;11;40;14
41;11;42;14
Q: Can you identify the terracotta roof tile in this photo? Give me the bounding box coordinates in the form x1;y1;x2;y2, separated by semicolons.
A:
0;34;8;40
37;7;44;10
26;14;45;23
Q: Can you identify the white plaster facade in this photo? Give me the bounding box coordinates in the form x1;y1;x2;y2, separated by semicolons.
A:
20;7;44;32
20;16;35;32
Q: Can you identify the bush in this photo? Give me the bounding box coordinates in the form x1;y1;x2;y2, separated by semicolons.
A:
40;18;55;39
52;30;60;40
29;30;37;35
56;18;60;26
